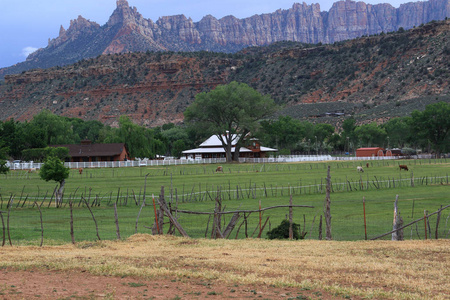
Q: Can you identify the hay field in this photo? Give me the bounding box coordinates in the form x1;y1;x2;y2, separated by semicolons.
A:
0;235;449;299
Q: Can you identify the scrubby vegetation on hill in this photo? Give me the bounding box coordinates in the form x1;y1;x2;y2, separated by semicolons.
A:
0;20;449;129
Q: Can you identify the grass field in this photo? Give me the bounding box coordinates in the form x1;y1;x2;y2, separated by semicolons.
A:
1;159;449;244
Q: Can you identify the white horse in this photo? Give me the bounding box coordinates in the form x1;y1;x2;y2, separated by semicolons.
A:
357;166;364;172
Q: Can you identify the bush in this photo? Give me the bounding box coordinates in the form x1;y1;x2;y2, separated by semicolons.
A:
267;219;304;240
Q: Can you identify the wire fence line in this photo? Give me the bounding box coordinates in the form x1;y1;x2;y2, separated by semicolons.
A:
1;174;448;209
2;191;449;244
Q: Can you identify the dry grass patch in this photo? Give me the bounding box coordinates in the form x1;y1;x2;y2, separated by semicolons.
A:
0;234;448;299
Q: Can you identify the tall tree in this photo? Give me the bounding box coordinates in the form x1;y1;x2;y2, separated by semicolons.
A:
354;122;387;148
184;81;276;162
104;116;156;158
410;102;450;157
29;110;74;145
313;123;335;152
382;117;412;148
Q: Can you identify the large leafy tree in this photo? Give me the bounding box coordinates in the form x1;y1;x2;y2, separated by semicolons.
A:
354;122;387;148
259;116;305;150
184;81;276;162
410;102;450;157
39;156;70;207
382;117;412;148
29;110;74;145
313;123;335;152
105;115;157;158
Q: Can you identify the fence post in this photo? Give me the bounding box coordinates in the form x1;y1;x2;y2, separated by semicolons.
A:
424;210;428;240
289;195;293;240
363;197;367;240
392;195;403;241
324;166;332;240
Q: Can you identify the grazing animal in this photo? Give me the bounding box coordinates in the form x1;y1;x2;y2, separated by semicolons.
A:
366;163;369;168
357;166;364;172
78;168;83;174
215;166;223;172
399;165;409;171
28;168;37;173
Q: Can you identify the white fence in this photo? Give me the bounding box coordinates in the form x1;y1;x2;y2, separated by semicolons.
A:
5;154;436;171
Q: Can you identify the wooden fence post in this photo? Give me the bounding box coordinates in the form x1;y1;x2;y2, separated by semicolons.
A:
324;166;332;240
114;201;121;240
392;195;403;241
363;197;367;240
318;215;323;240
7;197;13;246
0;211;5;247
69;199;75;244
424;210;428;240
435;205;442;239
289;194;293;240
34;202;44;247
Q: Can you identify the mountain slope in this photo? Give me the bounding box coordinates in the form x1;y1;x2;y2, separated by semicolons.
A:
1;0;449;78
1;19;449;127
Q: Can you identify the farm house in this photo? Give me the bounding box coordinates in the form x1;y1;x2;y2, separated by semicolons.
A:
51;140;130;162
355;147;385;157
182;134;277;159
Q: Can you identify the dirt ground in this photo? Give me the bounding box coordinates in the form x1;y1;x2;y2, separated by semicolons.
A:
0;268;346;300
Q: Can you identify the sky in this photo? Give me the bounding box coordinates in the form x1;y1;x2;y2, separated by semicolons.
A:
0;0;409;69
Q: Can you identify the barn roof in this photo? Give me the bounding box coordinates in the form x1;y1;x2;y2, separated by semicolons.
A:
50;143;128;158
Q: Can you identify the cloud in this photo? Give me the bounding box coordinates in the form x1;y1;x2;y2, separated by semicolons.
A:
22;46;39;57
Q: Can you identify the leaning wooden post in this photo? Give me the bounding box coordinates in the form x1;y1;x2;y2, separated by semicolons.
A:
363;197;367;240
82;197;101;241
324;166;332;240
135;197;146;234
289;194;293;240
392;195;403;241
34;202;44;247
158;186;189;238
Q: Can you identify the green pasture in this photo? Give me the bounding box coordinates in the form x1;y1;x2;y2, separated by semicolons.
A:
0;159;449;244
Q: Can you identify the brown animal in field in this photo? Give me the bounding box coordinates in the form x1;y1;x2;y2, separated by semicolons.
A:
399;165;409;171
216;166;223;172
28;168;37;173
366;163;369;168
78;168;83;174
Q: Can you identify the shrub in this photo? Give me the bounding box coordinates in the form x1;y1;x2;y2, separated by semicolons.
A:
267;219;303;240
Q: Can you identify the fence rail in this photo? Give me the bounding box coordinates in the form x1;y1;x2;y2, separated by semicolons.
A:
8;154;437;170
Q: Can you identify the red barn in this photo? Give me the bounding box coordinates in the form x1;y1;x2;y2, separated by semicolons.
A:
356;147;385;157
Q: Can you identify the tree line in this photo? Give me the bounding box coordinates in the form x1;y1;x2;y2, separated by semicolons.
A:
259;100;449;157
0;99;448;165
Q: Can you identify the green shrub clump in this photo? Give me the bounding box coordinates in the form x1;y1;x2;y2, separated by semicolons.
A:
267;219;304;240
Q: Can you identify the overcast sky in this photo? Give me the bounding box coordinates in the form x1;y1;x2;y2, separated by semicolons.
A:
0;0;408;68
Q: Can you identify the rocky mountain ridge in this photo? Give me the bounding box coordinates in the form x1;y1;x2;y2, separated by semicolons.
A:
1;0;449;78
1;19;449;128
